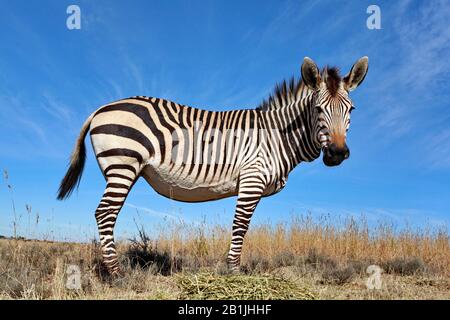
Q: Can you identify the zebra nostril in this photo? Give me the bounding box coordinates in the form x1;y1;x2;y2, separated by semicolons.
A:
344;150;350;159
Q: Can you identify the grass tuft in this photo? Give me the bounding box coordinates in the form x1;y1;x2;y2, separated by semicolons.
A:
321;265;356;285
382;257;427;276
305;249;338;269
176;272;316;300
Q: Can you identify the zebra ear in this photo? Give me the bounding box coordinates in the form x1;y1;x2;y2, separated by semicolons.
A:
343;56;369;92
301;57;321;90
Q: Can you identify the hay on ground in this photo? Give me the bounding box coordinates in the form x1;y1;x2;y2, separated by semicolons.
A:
176;272;316;300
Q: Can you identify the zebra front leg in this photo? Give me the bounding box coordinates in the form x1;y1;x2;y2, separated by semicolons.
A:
95;168;137;277
227;174;264;272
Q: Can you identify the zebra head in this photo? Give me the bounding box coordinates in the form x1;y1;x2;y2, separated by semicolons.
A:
301;56;369;167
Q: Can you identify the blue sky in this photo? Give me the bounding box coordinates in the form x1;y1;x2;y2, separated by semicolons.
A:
0;0;449;241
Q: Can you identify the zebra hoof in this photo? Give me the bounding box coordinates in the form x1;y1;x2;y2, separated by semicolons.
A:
226;264;241;274
107;267;125;281
230;268;241;275
111;269;125;278
107;270;126;287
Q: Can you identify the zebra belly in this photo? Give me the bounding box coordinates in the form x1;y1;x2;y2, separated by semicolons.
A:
141;164;238;202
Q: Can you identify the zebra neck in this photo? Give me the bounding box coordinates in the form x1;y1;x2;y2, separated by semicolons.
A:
272;94;321;170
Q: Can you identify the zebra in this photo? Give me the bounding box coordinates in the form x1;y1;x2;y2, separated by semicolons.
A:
57;56;368;276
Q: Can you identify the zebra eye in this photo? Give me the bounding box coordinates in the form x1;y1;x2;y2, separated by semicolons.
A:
350;106;356;112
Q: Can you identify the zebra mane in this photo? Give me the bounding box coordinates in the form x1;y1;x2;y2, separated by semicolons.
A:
256;77;304;111
256;66;342;111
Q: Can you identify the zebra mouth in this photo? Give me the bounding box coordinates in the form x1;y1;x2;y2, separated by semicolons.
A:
323;153;341;167
322;144;349;167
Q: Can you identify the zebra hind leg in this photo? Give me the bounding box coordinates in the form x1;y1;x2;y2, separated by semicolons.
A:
95;164;139;277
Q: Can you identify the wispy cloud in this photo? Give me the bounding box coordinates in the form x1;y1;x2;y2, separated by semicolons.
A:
372;101;412;136
107;80;125;99
41;93;76;127
123;56;146;94
390;0;450;168
422;128;450;168
394;0;450;90
291;200;448;229
0;94;49;153
254;0;320;48
370;0;450;138
0;91;76;159
126;202;186;223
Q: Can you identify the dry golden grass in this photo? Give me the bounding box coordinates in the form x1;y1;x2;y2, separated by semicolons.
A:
0;215;448;300
152;215;449;275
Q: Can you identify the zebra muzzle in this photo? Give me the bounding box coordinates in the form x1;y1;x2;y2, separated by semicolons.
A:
323;143;350;166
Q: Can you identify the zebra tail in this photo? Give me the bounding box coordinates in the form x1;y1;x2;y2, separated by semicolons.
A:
57;113;94;200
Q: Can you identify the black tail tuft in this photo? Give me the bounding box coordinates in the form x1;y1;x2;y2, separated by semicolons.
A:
57;114;92;200
57;143;86;200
